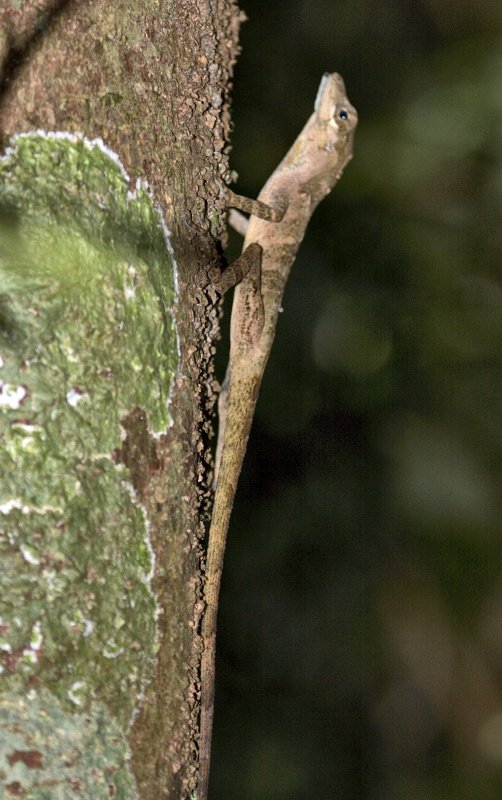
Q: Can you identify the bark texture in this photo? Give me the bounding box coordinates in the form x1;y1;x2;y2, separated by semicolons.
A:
0;1;242;797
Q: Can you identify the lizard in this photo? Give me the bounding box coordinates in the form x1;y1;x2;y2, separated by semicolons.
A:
199;72;358;800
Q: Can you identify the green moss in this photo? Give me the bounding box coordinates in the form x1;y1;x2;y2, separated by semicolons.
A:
0;133;179;798
1;692;139;798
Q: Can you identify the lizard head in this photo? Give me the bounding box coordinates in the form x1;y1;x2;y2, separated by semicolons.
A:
286;72;357;201
315;72;358;148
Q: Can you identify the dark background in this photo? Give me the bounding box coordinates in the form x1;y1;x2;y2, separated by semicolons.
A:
212;1;502;798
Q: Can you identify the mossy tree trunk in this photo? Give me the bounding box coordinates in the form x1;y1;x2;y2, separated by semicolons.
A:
0;2;241;797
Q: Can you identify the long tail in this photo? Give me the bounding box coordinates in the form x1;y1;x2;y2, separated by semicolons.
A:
199;369;259;799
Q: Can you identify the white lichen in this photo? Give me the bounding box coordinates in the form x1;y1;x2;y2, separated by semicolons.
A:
0;382;27;409
20;544;40;566
66;387;88;407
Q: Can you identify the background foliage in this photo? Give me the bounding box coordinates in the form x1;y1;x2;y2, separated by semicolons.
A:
213;1;502;798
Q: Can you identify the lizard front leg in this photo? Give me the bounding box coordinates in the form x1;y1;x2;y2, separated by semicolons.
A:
225;187;288;224
210;242;262;307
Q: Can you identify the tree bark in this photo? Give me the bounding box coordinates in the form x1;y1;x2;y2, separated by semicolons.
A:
0;1;241;797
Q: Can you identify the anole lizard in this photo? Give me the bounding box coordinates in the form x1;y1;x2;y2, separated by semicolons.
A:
199;72;358;799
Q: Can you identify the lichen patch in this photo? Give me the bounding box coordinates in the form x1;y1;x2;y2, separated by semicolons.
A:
0;133;180;798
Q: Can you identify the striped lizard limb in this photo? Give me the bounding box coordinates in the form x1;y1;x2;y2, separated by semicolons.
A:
199;72;358;800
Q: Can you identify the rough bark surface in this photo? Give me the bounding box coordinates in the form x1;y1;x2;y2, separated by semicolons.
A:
0;1;241;797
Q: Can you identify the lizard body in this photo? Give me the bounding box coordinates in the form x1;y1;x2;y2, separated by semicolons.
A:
199;73;358;799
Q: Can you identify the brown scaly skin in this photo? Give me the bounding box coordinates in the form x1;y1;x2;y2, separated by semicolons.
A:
200;73;358;799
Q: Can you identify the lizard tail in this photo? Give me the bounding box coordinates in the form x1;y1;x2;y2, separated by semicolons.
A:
199;370;260;799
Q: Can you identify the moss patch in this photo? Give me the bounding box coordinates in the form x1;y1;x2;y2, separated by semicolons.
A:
0;133;179;798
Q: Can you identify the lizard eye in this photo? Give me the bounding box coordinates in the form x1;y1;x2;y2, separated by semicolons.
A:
336;106;350;122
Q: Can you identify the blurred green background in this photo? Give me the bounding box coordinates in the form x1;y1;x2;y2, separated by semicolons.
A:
212;1;502;798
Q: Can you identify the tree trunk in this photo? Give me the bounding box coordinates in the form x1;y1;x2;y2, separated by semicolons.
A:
0;1;241;797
